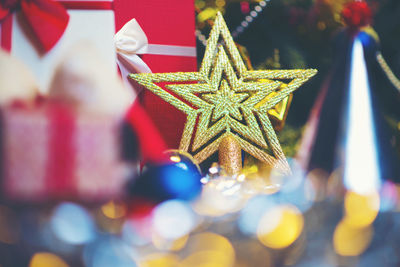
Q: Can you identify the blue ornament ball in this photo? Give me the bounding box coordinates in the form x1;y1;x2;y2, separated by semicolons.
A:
128;150;202;202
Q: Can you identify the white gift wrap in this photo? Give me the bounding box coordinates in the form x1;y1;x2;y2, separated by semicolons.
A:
1;0;116;94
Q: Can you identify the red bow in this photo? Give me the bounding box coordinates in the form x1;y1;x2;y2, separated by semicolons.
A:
0;0;69;53
342;1;372;29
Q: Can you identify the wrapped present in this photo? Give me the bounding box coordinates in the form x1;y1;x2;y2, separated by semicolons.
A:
1;103;129;202
0;49;39;105
114;0;197;149
0;0;116;93
46;42;167;165
0;40;168;202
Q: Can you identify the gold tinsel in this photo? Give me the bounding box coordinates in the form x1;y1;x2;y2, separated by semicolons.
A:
130;12;317;174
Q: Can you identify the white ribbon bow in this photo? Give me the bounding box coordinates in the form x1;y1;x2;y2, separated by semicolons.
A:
115;18;198;98
114;19;152;96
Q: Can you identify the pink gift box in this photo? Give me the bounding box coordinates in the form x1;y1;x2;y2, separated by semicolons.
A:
1;103;130;202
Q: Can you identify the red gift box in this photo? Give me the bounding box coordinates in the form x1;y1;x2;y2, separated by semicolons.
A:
0;0;116;93
2;104;129;201
114;0;197;149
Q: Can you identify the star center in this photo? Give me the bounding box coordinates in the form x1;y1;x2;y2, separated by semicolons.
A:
203;79;248;121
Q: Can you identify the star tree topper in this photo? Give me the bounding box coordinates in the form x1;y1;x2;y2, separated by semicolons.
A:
130;12;317;174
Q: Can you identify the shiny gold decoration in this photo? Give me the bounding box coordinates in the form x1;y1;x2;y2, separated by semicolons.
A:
219;135;242;176
130;12;317;174
361;27;400;93
377;52;400;93
257;83;293;131
239;46;293;131
262;48;293;130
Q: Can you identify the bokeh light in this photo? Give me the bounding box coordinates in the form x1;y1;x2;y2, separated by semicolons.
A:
333;220;373;257
192;178;245;216
122;220;151;247
101;201;127;219
83;237;137;267
306;168;329;201
343;190;380;228
272;161;316;213
181;232;235;267
152;232;189;251
326;168;345;199
239;164;281;195
50;202;95;245
278;178;315;213
138;253;179;267
257;205;304;249
123;199;156;245
216;0;225;8
153;200;197;240
231;239;273;267
180;251;234;267
238;195;277;236
379;181;399;212
29;252;69;267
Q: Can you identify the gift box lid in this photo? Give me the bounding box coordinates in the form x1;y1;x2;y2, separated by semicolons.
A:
114;0;196;47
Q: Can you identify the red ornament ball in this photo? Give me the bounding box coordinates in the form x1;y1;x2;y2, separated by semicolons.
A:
342;1;372;29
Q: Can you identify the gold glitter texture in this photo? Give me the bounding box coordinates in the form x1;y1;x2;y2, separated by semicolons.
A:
219;135;242;176
130;12;317;174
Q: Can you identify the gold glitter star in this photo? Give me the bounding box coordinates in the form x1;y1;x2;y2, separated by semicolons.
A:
130;12;317;174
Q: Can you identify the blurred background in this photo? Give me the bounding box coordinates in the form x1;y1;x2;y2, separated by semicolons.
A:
1;0;400;266
195;0;400;156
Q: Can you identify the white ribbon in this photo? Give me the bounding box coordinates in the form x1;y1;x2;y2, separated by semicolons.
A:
115;18;198;96
114;18;152;96
147;44;197;57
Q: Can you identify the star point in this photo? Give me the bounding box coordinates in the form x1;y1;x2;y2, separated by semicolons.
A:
130;12;317;174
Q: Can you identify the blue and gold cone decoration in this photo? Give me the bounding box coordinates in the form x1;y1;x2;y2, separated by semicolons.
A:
298;28;400;191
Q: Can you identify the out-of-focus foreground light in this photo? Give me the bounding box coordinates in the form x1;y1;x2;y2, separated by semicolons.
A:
238;195;277;236
380;181;399;212
271;159;316;212
333;190;379;256
152;233;189;252
123;198;156;245
193;178;245;216
50;202;95;245
29;252;69;267
333;221;373;257
344;39;381;195
84;237;137;267
101;201;127;219
257;205;304;249
180;232;235;267
343;190;380;228
306;168;330;201
138;253;179;267
153;200;197;240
